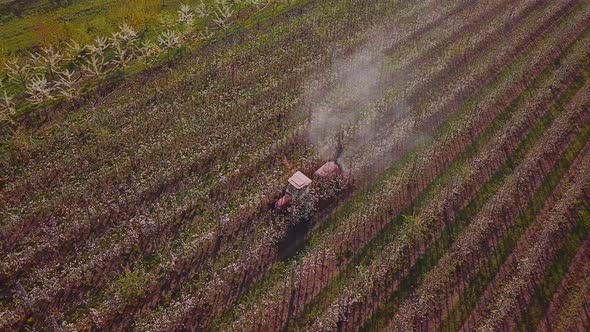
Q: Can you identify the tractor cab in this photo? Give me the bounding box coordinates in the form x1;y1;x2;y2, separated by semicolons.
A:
275;162;342;210
286;171;313;198
275;171;312;210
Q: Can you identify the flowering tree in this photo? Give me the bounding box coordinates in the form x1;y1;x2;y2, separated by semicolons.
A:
25;74;53;104
158;30;183;49
194;1;210;18
177;4;195;27
29;46;63;78
213;0;234;28
55;69;80;99
136;41;161;63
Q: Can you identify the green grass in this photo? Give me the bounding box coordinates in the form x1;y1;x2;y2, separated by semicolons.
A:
0;0;214;58
1;0;141;58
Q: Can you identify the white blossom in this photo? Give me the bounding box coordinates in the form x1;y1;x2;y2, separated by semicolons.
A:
213;0;234;27
56;69;79;99
25;74;53;104
194;0;209;18
112;23;138;44
157;30;182;49
177;4;195;26
81;53;108;78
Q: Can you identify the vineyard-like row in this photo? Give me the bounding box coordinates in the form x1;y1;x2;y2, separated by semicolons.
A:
1;0;589;331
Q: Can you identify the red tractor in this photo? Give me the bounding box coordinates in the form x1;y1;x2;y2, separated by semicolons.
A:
275;161;342;210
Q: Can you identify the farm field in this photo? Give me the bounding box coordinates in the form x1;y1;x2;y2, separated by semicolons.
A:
0;0;589;331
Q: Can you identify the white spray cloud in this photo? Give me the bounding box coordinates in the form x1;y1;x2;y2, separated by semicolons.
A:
304;25;423;177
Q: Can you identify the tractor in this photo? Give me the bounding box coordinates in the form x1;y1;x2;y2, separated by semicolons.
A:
275;161;342;210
